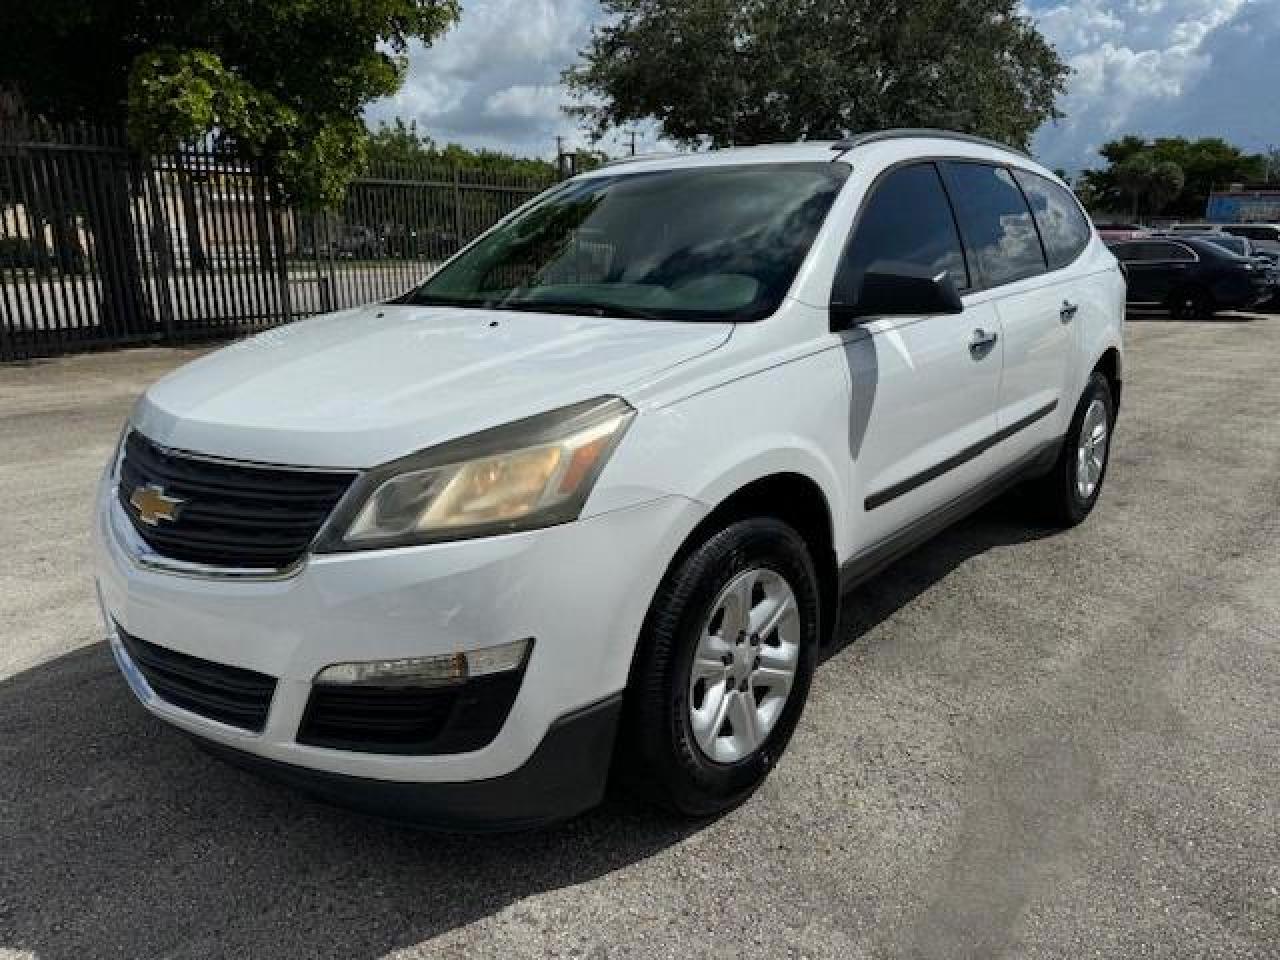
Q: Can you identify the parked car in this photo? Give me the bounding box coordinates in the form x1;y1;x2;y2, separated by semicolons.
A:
1186;231;1280;310
95;131;1125;829
331;225;387;259
1111;236;1274;319
1093;222;1150;244
1220;223;1280;257
1167;222;1280;257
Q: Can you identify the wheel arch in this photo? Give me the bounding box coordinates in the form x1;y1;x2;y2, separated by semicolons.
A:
1093;346;1123;413
653;471;841;651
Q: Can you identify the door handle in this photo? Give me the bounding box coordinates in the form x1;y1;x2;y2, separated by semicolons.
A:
1060;300;1079;323
969;328;998;356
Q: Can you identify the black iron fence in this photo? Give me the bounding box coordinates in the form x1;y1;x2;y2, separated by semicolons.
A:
0;123;555;361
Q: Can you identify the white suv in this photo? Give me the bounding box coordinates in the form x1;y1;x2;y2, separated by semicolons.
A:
95;130;1125;828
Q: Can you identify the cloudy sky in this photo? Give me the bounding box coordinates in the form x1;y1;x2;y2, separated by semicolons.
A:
365;0;1280;173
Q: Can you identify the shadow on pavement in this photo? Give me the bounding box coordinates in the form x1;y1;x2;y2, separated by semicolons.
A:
1;495;1055;959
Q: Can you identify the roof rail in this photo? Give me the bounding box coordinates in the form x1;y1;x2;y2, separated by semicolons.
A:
598;151;676;168
830;128;1029;158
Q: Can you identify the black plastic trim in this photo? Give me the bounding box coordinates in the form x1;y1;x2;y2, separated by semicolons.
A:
842;437;1060;592
193;693;625;832
117;626;277;733
297;649;531;755
830;129;1029;159
865;400;1058;511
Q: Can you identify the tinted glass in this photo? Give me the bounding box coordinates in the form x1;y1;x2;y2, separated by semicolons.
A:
1012;170;1092;269
406;163;850;321
1226;225;1280;242
1201;235;1249;256
1152;241;1196;261
837;162;968;295
944;162;1047;287
1119;241;1194;262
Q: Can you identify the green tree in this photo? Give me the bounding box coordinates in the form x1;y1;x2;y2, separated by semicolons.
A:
1081;136;1264;219
1146;161;1187;216
565;0;1068;150
1112;155;1185;219
366;119;562;179
2;1;460;208
1;0;458;331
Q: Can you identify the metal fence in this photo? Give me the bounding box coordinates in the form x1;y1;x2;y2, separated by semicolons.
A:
0;123;555;361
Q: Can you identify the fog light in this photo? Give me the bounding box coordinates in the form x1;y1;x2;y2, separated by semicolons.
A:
314;638;532;687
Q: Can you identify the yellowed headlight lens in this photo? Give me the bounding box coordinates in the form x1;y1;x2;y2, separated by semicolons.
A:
422;445;564;528
338;403;631;546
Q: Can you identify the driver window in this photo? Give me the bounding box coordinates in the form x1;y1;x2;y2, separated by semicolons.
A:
835;162;970;302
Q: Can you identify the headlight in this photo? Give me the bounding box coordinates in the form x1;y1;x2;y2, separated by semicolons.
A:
105;424;129;486
314;397;635;552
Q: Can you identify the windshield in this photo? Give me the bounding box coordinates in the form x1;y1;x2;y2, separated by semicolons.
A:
403;162;850;321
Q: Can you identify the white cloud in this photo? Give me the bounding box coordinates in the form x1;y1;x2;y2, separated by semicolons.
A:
483;84;563;120
1029;0;1273;171
364;0;621;159
368;0;1279;170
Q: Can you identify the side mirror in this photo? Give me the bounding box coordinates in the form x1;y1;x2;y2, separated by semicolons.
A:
830;261;965;330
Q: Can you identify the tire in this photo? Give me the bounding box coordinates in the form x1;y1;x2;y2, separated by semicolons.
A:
1034;371;1115;527
619;517;821;817
1169;285;1214;321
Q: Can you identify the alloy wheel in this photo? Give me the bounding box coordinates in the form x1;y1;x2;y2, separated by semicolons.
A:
687;567;800;764
1075;397;1109;500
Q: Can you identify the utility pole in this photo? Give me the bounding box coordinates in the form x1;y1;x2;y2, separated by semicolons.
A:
555;135;569;179
627;129;638;156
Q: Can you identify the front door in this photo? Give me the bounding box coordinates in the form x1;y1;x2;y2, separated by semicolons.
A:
832;161;1005;549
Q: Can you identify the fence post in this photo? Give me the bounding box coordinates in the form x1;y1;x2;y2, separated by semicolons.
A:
142;156;177;340
452;167;464;244
270;201;293;321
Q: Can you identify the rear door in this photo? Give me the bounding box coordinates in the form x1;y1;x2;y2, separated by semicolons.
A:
834;161;1005;547
941;161;1070;461
1113;240;1197;303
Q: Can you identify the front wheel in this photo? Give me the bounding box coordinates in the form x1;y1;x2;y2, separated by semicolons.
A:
619;517;821;817
1034;372;1115;527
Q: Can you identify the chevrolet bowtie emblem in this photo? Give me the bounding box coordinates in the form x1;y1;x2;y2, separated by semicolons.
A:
130;484;185;526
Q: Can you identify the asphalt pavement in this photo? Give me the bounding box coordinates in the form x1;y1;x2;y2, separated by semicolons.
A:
1;314;1277;959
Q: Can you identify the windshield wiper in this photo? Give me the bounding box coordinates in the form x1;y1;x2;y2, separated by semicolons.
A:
494;299;667;320
400;293;494;308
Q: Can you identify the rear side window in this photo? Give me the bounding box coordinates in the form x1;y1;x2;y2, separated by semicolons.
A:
1115;241;1194;262
1148;241;1196;261
836;162;969;296
1012;170;1092;269
1227;225;1280;242
943;162;1047;287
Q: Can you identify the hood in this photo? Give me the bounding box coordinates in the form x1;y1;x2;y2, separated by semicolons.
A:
133;304;732;467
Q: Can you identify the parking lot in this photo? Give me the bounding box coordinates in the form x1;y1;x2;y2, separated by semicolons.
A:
1;313;1277;959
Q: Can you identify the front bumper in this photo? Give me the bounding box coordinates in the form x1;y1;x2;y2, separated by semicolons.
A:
95;480;706;826
189;693;624;832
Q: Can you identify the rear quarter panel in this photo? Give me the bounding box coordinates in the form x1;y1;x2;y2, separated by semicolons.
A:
1072;241;1127;405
